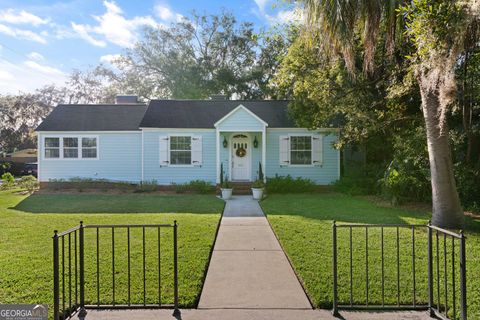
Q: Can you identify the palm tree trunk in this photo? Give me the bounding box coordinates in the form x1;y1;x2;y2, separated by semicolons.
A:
417;70;464;228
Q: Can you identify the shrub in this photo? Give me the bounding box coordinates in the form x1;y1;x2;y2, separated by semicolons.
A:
173;182;189;194
266;175;315;193
19;175;38;193
135;180;158;192
189;180;215;194
1;172;15;190
455;164;480;212
333;165;383;196
379;161;431;205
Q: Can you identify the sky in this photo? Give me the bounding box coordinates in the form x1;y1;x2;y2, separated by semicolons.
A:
0;0;299;95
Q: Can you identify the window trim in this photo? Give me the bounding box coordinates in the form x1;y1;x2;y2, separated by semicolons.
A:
62;137;79;159
44;137;61;159
167;134;194;167
288;134;314;167
42;135;99;161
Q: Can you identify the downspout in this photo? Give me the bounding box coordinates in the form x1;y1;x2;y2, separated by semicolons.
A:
216;129;220;184
141;130;144;183
37;132;41;183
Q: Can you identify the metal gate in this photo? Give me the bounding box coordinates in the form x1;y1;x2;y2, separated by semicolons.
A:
52;221;179;320
332;221;467;319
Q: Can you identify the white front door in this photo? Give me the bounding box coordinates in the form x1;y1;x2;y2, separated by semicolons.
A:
231;135;251;181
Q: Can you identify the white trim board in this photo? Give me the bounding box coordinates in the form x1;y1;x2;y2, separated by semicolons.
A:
37;131;141;134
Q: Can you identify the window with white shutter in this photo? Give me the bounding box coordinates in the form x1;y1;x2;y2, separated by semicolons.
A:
312;135;323;166
159;136;169;166
191;135;203;166
279;135;290;165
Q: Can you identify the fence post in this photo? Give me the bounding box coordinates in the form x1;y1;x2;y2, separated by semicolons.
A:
459;230;467;320
332;221;339;317
53;230;59;320
78;221;88;320
427;222;434;316
172;220;180;317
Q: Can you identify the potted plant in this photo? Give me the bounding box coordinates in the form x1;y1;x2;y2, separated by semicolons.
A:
220;175;233;199
251;162;265;200
251;179;265;200
219;164;233;199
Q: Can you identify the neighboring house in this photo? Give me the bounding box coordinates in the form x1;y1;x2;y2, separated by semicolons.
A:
36;96;340;185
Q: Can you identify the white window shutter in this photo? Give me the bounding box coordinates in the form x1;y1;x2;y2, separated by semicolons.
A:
159;136;169;166
279;135;290;165
191;135;203;166
312;134;323;166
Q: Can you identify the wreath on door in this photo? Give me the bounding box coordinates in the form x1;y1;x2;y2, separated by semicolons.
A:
236;147;247;157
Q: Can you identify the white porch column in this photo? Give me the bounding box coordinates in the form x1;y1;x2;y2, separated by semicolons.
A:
216;129;220;184
262;127;266;183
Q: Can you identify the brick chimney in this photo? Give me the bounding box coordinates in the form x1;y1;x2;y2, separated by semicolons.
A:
115;95;138;104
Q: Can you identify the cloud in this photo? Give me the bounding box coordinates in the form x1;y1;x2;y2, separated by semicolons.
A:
0;9;49;26
0;23;47;44
24;60;65;76
100;53;121;64
27;52;45;61
0;69;14;81
251;0;303;25
71;22;106;47
155;5;173;21
254;0;271;14
72;0;158;48
0;58;67;94
268;9;303;25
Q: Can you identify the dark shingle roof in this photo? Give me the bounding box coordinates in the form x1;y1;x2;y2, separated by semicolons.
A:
140;100;295;128
36;104;148;131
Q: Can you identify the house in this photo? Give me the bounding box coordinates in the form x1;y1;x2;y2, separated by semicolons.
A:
35;96;340;186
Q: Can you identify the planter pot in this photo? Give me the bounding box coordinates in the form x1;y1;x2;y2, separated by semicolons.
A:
251;187;264;200
221;188;233;199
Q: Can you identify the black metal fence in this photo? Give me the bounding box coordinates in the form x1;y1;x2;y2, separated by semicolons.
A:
332;221;467;320
52;221;179;320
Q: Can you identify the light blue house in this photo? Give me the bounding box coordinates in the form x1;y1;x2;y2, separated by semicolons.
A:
36;96;340;186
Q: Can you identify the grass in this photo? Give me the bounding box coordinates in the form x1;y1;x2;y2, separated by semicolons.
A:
0;190;224;315
261;193;480;319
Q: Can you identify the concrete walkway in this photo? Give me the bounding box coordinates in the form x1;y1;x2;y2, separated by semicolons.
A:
87;308;433;320
198;196;311;309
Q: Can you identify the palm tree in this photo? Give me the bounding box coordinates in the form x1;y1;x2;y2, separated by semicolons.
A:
302;0;479;228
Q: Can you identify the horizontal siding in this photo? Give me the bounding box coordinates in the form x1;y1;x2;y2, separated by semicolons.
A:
265;130;340;185
216;107;265;131
143;130;216;184
38;132;142;182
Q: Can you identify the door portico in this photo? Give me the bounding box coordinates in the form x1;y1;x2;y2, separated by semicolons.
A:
214;105;268;184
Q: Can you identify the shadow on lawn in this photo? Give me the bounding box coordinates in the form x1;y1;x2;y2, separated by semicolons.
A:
13;193;224;214
262;193;480;232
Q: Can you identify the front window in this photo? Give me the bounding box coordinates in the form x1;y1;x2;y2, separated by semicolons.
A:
44;138;60;158
290;136;312;165
82;138;97;158
63;137;78;158
170;136;191;165
43;136;97;159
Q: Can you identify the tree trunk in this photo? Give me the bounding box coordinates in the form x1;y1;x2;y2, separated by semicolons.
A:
417;71;464;228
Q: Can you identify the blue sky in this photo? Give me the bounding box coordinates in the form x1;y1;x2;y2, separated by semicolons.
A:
0;0;298;94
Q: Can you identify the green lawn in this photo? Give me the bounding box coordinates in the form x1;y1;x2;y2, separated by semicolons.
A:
0;190;224;313
261;193;480;319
